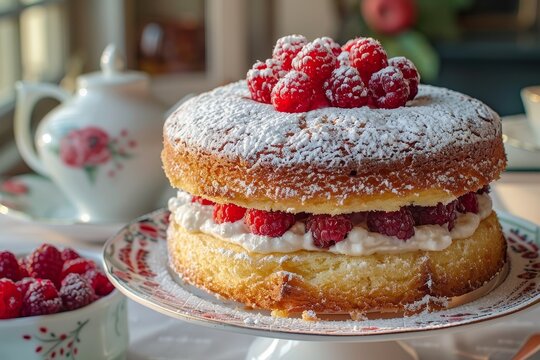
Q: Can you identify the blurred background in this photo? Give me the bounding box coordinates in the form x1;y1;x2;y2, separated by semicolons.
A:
1;0;540;175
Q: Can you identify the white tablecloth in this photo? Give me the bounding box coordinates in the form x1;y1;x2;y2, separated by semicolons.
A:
1;172;540;359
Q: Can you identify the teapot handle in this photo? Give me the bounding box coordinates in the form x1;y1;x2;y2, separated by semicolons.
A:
14;81;70;177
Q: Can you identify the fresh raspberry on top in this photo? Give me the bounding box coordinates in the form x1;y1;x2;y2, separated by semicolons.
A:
83;269;114;297
341;38;359;52
324;66;370;108
337;51;350;67
291;39;337;83
0;278;22;319
191;196;215;206
272;34;308;71
61;248;81;262
271;71;315;113
311;85;330;110
316;36;341;56
0;251;21;281
367;208;415;240
21;279;62;316
369;66;410;109
348;37;388;83
388;56;420;100
60;273;95;311
213;203;247;224
61;258;96;280
27;244;63;288
16;277;37;297
410;201;457;230
244;209;295;237
18;257;29;278
457;193;479;214
305;214;353;248
247;59;285;104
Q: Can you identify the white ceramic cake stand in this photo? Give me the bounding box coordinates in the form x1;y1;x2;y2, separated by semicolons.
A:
103;209;540;359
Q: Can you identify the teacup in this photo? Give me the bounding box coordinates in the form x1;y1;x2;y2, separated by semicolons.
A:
521;86;540;142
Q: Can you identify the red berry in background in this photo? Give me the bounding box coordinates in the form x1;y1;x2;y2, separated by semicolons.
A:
306;214;353;248
61;258;96;280
311;86;330;110
348;37;388;83
324;66;370;108
292;39;337;83
83;269;114;297
18;258;29;278
369;66;410;109
271;71;315;113
361;0;417;35
16;277;37;297
247;59;285;104
213;203;247;224
60;273;95;311
21;279;62;316
316;36;341;57
410;201;457;230
342;38;359;52
0;251;21;281
61;248;81;262
191;196;215;206
272;34;308;71
367;208;415;240
457;193;479;214
337;51;351;67
0;278;22;319
244;209;296;237
27;244;63;288
388;56;420;100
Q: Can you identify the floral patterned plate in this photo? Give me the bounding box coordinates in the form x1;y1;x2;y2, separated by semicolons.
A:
103;209;540;342
0;174;173;242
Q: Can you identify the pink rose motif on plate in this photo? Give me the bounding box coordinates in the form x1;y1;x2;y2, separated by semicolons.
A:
58;127;136;183
0;179;29;195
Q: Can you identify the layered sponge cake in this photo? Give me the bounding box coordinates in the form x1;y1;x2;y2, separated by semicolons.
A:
162;35;506;317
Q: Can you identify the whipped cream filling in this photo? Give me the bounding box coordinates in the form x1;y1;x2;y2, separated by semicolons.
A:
168;192;493;256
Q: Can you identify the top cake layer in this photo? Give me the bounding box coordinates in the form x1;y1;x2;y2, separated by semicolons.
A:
162;81;506;214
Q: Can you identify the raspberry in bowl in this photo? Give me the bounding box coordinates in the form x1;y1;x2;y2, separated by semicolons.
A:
0;244;128;360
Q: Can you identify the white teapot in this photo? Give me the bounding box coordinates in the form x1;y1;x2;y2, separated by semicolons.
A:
15;45;167;222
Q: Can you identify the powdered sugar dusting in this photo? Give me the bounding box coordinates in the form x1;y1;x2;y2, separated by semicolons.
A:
165;81;501;170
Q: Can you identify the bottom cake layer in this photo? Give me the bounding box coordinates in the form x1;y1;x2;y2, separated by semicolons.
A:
167;212;506;316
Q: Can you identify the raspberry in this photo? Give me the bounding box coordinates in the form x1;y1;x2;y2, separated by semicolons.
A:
410;201;457;230
367;208;415;240
271;71;315;113
27;244;63;288
292;39;337;83
337;51;350;67
247;59;285;104
369;66;410;109
21;279;62;316
341;38;359;52
83;269;114;296
388;57;420;100
18;258;29;278
191;196;215;206
16;277;37;297
311;85;330;110
244;209;295;237
272;34;308;71
0;278;22;319
60;273;95;311
305;214;353;248
477;185;490;194
61;248;81;262
213;203;247;224
348;37;388;83
0;251;21;281
316;36;341;56
457;193;479;214
324;66;370;108
61;258;96;279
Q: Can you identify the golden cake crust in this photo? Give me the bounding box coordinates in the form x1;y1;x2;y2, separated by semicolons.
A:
162;82;506;213
167;212;506;315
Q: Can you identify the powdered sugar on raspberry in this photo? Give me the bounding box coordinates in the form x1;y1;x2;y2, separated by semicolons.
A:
165;80;501;170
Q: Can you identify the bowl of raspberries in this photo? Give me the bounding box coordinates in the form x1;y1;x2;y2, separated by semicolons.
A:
0;244;128;360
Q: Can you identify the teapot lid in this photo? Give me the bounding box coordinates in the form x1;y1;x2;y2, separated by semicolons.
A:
77;44;149;89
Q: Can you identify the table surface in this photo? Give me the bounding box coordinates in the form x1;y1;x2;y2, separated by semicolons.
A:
1;171;540;359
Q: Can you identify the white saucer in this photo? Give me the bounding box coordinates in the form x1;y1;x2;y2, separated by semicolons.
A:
0;174;174;242
502;114;540;170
